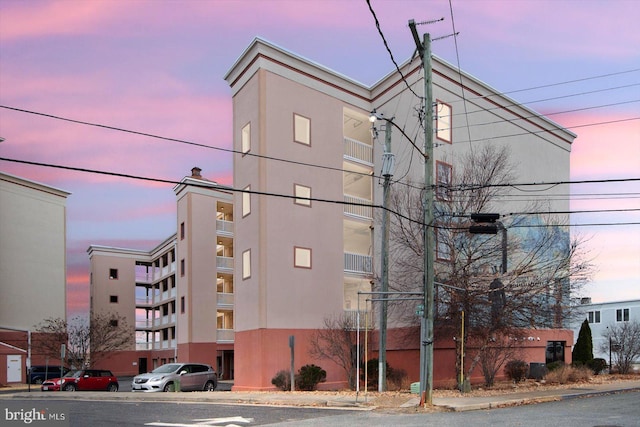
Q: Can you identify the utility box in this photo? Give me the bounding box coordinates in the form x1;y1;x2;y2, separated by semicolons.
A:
529;362;548;380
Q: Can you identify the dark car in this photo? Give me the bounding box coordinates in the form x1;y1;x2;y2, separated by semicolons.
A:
41;369;119;392
28;365;69;384
132;363;217;392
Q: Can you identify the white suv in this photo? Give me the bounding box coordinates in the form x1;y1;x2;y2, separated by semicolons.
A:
132;363;217;392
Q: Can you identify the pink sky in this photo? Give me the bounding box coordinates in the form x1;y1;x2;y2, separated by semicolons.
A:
1;0;638;315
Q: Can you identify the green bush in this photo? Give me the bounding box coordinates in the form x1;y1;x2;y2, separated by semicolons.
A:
271;370;291;391
505;360;528;383
587;358;607;375
296;364;326;391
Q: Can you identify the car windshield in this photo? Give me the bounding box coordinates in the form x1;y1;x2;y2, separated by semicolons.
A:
151;364;181;374
63;370;81;378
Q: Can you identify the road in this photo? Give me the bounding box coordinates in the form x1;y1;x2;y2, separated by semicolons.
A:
2;390;638;426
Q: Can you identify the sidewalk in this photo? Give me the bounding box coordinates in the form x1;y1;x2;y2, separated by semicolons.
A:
2;380;639;412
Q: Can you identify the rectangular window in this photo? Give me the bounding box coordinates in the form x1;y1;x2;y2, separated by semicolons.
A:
588;310;601;323
180;259;185;277
294;113;311;145
180;296;185;314
435;226;451;261
436;101;452;143
109;319;118;327
109;268;118;280
616;308;629;322
180;222;185;240
241;122;251;154
436;161;452;201
110;295;118;303
294;184;311;206
294;246;312;269
242;186;251;217
242;249;251;279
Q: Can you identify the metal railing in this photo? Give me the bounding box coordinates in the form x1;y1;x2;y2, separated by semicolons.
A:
216;220;234;235
344;252;373;274
217;256;234;270
344;137;373;165
344;194;373;219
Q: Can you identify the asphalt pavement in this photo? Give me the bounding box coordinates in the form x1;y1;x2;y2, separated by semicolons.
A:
1;379;639;412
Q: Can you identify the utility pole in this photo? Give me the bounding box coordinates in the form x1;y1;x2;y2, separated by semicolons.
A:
370;111;394;392
409;19;435;406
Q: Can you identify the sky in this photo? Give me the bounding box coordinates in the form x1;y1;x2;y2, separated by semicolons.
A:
0;0;638;317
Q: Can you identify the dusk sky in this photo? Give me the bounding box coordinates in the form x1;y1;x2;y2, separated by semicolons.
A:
1;0;638;316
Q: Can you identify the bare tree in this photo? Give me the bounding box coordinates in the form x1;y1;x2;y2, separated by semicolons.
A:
308;313;359;390
387;144;594;388
34;312;133;369
601;321;640;374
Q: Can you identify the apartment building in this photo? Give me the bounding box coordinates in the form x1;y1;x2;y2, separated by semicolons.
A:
88;168;234;378
573;298;640;365
0;171;69;384
225;38;575;390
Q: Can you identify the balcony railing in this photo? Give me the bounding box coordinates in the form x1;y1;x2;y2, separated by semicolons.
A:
217;293;234;306
217;329;234;343
135;273;152;284
217;256;234;271
343;310;374;330
135;298;152;307
344;194;373;219
344;137;373;165
216;219;234;235
344;252;373;274
135;320;152;329
136;342;152;350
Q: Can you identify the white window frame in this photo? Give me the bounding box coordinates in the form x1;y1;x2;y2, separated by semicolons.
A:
242;249;251;280
294;113;311;146
241;122;251;154
294;246;312;269
294;184;312;206
242;185;251;217
436;101;452;143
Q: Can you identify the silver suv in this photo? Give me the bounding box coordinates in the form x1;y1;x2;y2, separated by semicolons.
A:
132;363;217;392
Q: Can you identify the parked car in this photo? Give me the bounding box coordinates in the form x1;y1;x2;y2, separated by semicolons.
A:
28;365;69;384
132;363;217;392
41;369;119;392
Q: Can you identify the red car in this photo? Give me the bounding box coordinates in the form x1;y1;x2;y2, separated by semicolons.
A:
41;369;119;392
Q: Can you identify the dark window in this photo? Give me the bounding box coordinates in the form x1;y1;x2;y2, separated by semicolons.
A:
180;222;185;240
617;308;629;322
110;295;118;303
109;319;118;327
181;296;185;314
109;268;118;280
180;259;185;276
545;341;565;364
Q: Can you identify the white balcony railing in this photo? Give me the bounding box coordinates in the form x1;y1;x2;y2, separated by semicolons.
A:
344;137;373;165
136;342;152;350
343;310;374;330
217;256;234;270
344;194;373;219
216;219;234;235
217;293;234;306
135;320;152;329
217;329;234;343
135;273;152;284
135;298;152;306
344;252;373;274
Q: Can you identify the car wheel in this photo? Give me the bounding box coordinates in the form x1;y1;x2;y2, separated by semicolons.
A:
63;384;76;392
107;383;118;392
163;382;174;392
203;381;216;392
33;378;43;385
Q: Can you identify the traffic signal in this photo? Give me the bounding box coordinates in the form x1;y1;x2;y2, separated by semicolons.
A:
469;213;500;234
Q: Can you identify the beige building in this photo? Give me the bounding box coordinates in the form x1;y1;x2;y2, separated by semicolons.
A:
88;168;234;378
0;171;69;383
225;38;575;390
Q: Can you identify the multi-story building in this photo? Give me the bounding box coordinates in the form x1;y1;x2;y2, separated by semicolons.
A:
573;298;640;365
88;168;235;378
0;171;69;384
225;38;575;390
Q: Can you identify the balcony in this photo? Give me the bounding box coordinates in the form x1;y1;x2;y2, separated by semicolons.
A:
217;329;234;343
216;219;234;236
135;273;152;284
217;256;234;272
135;320;153;330
217;293;234;307
135;298;153;307
344;194;373;219
344;137;373;166
344;252;373;275
136;342;152;350
343;310;374;330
